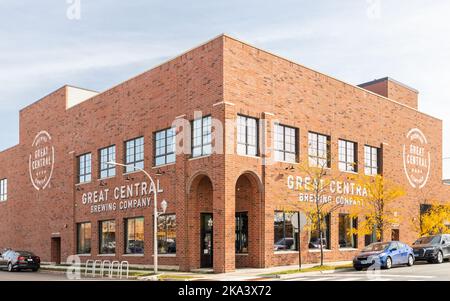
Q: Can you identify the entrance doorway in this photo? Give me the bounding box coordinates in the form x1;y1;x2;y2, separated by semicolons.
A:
391;229;400;241
51;237;61;265
200;213;213;268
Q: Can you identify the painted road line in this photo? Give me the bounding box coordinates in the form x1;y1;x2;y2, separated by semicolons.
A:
303;277;333;281
365;274;434;279
286;277;307;281
334;277;363;281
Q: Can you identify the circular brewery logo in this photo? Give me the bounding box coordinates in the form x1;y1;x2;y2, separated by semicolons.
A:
402;128;431;189
29;131;55;190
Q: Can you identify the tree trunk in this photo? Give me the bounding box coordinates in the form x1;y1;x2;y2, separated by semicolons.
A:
319;230;324;266
317;216;324;266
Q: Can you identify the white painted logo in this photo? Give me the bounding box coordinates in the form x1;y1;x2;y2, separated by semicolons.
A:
29;131;55;190
402;128;431;189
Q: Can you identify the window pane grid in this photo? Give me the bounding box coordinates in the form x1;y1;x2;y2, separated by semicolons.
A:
99;146;116;179
308;132;330;168
125;137;144;173
338;140;357;172
78;153;92;183
192;116;212;158
237;115;258;156
364;145;379;175
155;128;176;166
274;124;297;163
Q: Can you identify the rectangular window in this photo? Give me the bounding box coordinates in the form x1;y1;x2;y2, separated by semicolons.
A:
157;214;176;254
364;219;378;246
274;124;298;163
338;139;357;172
99;145;116;179
192;116;212;158
125;217;144;254
77;222;91;254
274;211;299;251
308;132;331;168
154;128;176;166
99;220;116;254
309;214;331;249
237;115;258;156
338;214;358;248
364;145;380;175
0;178;7;202
77;153;92;183
235;212;249;254
125;137;144;173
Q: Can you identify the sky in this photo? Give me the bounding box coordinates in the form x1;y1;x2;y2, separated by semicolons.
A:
0;0;449;178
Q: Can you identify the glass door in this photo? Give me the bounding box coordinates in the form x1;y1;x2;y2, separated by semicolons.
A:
200;213;213;268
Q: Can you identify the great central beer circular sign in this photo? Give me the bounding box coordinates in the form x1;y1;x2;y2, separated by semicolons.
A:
402;128;431;189
29;131;55;190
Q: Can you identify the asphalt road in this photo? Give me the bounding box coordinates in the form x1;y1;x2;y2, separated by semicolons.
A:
278;261;450;281
0;270;130;281
0;261;448;281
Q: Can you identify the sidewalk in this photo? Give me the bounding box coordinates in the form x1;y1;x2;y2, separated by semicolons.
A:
40;260;353;281
139;260;353;281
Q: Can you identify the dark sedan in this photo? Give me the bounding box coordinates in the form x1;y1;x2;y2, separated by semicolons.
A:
0;250;41;272
413;234;450;264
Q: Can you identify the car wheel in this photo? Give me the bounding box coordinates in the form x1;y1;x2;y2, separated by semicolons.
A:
384;257;392;269
427;259;434;264
7;263;13;272
407;255;414;266
32;268;39;272
434;251;444;264
354;267;363;271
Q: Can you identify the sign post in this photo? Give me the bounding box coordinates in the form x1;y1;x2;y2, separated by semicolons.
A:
292;212;307;270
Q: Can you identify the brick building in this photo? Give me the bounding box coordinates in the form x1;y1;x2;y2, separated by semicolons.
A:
0;34;449;273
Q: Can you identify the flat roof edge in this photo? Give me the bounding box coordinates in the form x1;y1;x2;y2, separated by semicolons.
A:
358;77;419;94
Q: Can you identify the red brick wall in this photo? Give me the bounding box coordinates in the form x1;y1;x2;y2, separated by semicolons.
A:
0;35;448;273
222;35;447;267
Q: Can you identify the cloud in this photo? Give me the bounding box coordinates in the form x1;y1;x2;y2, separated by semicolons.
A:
0;0;449;175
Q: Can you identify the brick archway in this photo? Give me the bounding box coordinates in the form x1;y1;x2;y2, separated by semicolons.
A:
235;172;264;268
184;173;214;271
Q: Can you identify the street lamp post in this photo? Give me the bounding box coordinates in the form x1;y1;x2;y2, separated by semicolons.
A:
106;161;165;275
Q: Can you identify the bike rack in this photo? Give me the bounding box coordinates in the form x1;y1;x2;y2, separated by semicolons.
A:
100;260;111;278
120;261;130;279
83;259;130;279
84;260;93;278
93;260;102;278
110;261;121;278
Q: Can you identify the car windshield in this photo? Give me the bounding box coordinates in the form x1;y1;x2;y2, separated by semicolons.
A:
362;243;390;252
413;236;441;245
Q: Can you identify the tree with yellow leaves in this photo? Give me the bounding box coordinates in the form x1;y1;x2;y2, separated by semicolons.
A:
349;174;405;242
419;202;450;236
297;159;342;266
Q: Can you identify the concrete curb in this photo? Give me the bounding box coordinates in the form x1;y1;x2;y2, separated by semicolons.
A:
261;267;355;280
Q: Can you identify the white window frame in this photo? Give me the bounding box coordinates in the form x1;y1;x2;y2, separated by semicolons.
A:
237;115;258;156
0;178;7;202
338;139;357;172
